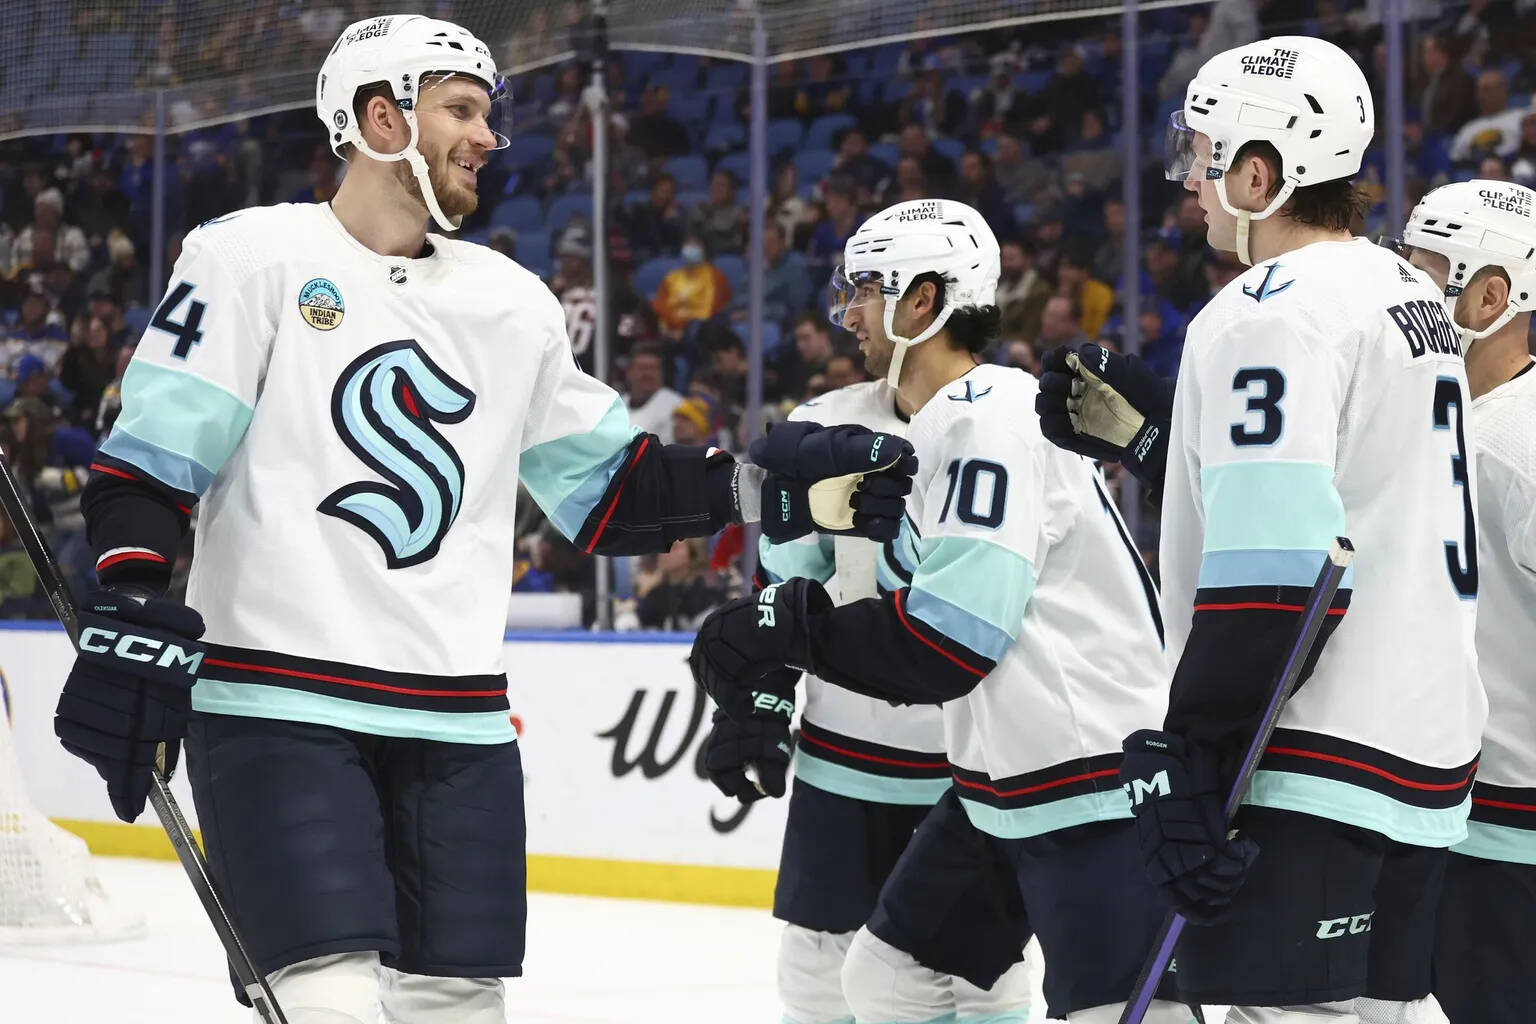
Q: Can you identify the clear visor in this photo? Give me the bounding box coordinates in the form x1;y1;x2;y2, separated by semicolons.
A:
828;266;888;328
1164;111;1218;183
415;71;512;151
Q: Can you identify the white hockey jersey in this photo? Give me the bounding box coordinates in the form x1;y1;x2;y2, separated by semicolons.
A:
1161;237;1486;847
902;363;1167;839
1459;359;1536;864
758;381;949;806
100;204;641;744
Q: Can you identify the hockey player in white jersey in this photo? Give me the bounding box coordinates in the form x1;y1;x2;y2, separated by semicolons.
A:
703;377;1033;1024
45;16;918;1024
1396;179;1536;1024
688;198;1191;1024
1038;37;1485;1024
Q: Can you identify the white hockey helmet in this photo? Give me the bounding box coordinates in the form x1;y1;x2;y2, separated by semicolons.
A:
316;14;509;232
828;198;1000;389
1403;179;1536;348
1168;35;1373;264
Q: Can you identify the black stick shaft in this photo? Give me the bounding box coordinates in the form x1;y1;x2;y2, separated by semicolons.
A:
0;450;287;1023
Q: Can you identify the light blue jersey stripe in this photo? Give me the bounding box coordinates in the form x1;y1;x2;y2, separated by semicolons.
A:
957;789;1131;840
1198;548;1356;590
907;537;1034;661
1452;820;1536;865
107;360;255;494
521;398;640;541
1201;460;1345;553
192;679;517;744
793;752;951;806
1245;770;1470;847
759;533;835;584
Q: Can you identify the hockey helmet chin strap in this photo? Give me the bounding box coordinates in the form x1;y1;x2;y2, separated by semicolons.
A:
350;107;463;232
881;291;957;390
1218;173;1297;267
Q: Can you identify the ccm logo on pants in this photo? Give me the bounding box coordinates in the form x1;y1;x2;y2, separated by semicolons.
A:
1315;912;1373;939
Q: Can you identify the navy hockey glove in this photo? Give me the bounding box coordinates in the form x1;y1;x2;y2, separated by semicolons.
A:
689;576;829;723
1120;729;1259;924
54;589;205;823
750;421;917;543
703;706;793;803
1036;343;1173;491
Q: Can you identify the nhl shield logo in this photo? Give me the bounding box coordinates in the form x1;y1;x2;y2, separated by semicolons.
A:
389;265;407;285
298;278;345;331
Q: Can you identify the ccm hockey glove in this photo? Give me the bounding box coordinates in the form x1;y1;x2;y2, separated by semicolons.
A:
749;421;917;543
1120;729;1259;924
702;705;793;803
1036;343;1173;492
689;576;830;723
54;589;205;822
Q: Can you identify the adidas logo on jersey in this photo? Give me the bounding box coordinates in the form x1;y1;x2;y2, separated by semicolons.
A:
1398;263;1417;283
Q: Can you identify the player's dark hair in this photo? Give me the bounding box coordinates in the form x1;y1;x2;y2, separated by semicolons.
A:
1234;140;1371;232
908;271;999;356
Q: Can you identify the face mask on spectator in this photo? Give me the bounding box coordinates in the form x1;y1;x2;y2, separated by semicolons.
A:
681;243;704;265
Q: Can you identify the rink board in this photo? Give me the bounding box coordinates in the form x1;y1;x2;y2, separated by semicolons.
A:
2;625;787;907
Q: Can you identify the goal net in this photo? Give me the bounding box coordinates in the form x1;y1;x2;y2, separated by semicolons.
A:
0;674;144;945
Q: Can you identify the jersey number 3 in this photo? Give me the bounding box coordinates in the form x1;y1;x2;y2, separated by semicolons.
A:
1230;367;1285;446
1434;376;1478;599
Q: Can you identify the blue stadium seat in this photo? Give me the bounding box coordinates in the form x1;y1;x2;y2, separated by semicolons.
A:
624;51;669;81
1016;70;1053;95
715;150;752;183
767;118;804;156
503;133;555;168
124;306;152;340
704;122;745;153
676;189;708;210
490;196;543;232
931;137;966;164
950;74;987;100
649;67;697;95
806;113;855;150
530;72;556;104
663;154;709;190
518;229;551;261
714;254;747;294
704;62;749;93
546;192;593;232
760;321;783;357
634;256;684;297
869;142;899;168
622;188;650;209
668;92;711;132
793;149;836;183
882;79;912;104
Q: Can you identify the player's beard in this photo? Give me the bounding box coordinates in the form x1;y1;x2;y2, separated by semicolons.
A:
396;140;479;222
860;333;895;378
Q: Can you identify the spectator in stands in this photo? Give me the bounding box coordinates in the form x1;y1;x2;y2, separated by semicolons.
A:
1479;153;1511;181
550;228;599;370
971;59;1022;135
59;314;116;427
2;289;67;371
1186;250;1245;319
687;169;747;256
880;156;930;208
751;219;812;329
630;84;691;160
795;54;853;120
823;352;865;392
651;232;732;339
541;121;589;198
40;261;85;327
547;64;585;123
1037;294;1088;351
71;166;131;249
832;128;889;203
897;124;956;194
1056;245;1114;340
624;172;684;261
1022;47;1103;155
992;134;1058;206
1511;111;1536;185
1094;197;1127;286
86;230;147;308
10;357;64;417
624;342;682;443
956;151;1019;238
807;175;862;273
775;312;837;401
487;226;517;260
635;537;730;631
900;69;967;139
996;237;1052;342
1416;33;1477;137
1450;69;1530;164
1158;0;1259;102
86;289;131;350
12;189;89;276
289;144;343;203
670;396;713;446
770;162;809;249
1030;209;1065;280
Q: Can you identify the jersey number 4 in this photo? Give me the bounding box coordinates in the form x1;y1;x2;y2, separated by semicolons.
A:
148;282;207;359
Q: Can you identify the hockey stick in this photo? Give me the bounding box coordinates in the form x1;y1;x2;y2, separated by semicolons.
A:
1118;536;1355;1024
0;450;288;1024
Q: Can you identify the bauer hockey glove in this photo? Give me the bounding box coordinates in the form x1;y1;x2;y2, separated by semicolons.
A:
54;589;205;823
703;705;793;803
1120;729;1259;924
749;421;917;543
1036;343;1173;492
689;576;830;723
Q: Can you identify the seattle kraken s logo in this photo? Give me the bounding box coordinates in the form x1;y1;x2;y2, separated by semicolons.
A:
319;340;476;568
